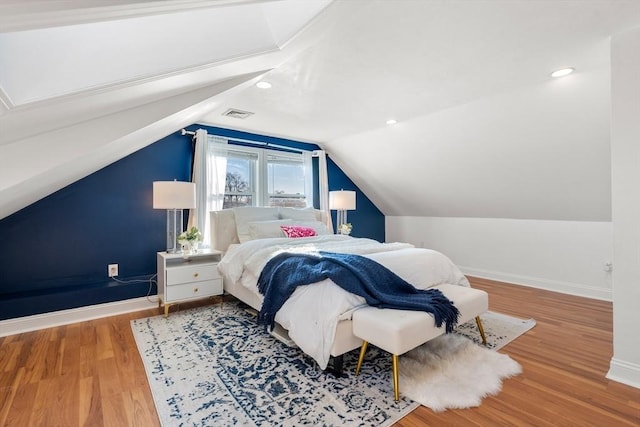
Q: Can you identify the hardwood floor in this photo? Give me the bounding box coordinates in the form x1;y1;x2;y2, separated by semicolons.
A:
1;278;638;426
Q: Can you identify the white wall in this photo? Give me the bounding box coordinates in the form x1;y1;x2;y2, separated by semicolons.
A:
327;67;611;222
386;217;612;300
609;26;640;389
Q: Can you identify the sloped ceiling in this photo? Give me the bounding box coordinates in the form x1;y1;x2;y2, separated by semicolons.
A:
0;0;332;219
201;0;640;221
1;0;640;222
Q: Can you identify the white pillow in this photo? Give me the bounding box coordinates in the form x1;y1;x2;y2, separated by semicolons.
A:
247;218;331;240
233;207;279;243
248;219;289;240
278;207;319;222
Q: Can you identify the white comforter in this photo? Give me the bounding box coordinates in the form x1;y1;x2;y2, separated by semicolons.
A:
217;235;469;369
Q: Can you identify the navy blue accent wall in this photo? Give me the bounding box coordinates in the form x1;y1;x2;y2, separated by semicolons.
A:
0;132;191;320
326;157;385;242
0;124;384;320
193;125;319;152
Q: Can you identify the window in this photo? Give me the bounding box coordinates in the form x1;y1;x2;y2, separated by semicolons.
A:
191;133;317;249
216;144;308;209
267;152;307;208
223;149;257;209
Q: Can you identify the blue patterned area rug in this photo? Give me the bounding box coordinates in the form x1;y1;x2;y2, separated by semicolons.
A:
131;302;535;426
132;301;418;426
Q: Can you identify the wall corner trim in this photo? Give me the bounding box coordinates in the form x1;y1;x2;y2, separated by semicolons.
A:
0;297;158;338
607;357;640;389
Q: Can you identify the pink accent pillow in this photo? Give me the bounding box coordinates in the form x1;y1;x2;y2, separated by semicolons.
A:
280;225;318;238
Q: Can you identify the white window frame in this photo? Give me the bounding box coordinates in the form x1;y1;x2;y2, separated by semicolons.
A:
223;146;259;208
265;151;307;207
217;144;307;208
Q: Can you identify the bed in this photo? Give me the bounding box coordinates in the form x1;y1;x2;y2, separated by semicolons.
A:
210;207;470;372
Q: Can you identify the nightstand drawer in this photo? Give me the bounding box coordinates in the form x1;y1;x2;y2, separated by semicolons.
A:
166;263;219;285
165;278;223;301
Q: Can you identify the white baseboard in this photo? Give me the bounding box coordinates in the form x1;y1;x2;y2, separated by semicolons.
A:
461;266;612;301
0;297;159;338
607;358;640;389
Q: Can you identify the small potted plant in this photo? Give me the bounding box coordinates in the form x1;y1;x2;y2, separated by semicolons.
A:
178;226;202;255
338;223;352;236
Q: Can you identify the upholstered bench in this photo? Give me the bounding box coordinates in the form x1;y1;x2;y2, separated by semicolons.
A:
352;284;489;401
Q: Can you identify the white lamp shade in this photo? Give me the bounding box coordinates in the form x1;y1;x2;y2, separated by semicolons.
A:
153;181;196;209
329;190;356;210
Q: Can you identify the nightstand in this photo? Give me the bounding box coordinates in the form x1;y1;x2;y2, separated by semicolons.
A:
157;249;223;317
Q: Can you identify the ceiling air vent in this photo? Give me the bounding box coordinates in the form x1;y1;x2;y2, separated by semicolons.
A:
222;108;254;119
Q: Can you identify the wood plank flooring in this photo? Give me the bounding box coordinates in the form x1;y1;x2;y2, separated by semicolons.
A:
1;277;639;426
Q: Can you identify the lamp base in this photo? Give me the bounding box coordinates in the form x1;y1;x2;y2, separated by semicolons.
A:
336;209;347;234
166;209;184;253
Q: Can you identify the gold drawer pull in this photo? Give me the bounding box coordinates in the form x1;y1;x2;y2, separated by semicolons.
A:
193;272;199;278
193;287;199;293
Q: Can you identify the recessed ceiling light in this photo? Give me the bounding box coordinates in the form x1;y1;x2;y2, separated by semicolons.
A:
386;119;397;125
551;68;574;78
256;81;272;89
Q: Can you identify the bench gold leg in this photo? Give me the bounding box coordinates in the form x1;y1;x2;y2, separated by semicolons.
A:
392;354;400;401
475;316;487;345
355;341;368;376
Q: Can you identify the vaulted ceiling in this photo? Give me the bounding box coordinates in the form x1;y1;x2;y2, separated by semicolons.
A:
1;0;639;221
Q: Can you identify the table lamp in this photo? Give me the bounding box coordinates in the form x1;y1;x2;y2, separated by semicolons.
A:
153;180;196;253
329;190;356;234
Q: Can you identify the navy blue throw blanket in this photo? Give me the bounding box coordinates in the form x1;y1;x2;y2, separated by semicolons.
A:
257;251;460;333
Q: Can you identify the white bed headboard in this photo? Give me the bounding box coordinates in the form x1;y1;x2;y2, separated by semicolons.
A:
210;209;240;253
210;208;326;252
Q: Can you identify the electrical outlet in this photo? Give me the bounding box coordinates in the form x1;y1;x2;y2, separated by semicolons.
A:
108;263;118;277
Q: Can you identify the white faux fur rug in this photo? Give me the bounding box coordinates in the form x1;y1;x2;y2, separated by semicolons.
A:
399;311;534;412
